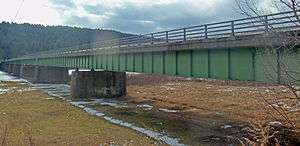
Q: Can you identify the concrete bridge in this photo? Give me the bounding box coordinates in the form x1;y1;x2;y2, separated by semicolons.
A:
1;11;300;98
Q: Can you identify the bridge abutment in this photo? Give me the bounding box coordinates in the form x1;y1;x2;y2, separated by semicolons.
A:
70;70;126;98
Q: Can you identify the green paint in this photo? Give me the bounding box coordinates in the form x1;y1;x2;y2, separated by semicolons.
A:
280;48;300;84
127;53;134;72
165;51;176;75
153;52;163;74
192;50;209;78
103;54;107;70
177;51;191;77
9;46;300;85
143;52;153;74
210;49;229;79
134;53;143;72
230;48;254;81
119;54;126;71
107;54;113;70
113;54;119;71
255;50;278;82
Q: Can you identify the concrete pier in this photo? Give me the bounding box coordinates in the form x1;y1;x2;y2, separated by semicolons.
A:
8;64;14;74
12;64;21;76
70;70;126;98
34;66;70;84
20;65;36;81
19;65;70;84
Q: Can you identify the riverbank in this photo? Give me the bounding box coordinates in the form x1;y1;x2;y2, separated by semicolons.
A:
126;74;300;145
1;71;300;145
0;81;163;146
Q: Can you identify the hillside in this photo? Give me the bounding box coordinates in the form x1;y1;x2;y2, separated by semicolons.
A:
0;22;132;60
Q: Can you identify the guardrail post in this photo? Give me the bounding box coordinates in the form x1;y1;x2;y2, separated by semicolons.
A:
183;28;186;42
231;21;235;37
151;33;154;45
204;25;208;39
138;34;142;46
264;15;269;33
166;31;169;43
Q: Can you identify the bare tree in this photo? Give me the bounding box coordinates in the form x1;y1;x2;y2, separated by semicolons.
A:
236;0;300;97
235;0;300;144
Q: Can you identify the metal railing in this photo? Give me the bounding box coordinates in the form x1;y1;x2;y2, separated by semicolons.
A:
10;10;300;60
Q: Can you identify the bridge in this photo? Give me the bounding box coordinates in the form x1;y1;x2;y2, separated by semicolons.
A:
1;11;300;98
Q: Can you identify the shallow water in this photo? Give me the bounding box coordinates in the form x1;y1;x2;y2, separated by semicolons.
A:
0;71;244;146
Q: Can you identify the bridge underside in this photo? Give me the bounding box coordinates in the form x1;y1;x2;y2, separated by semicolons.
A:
6;45;300;84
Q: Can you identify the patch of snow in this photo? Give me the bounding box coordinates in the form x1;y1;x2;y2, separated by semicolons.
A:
45;97;54;100
71;101;185;146
0;88;11;94
0;71;28;82
269;121;282;127
137;104;153;110
16;88;37;92
159;108;181;113
221;125;232;129
92;98;127;108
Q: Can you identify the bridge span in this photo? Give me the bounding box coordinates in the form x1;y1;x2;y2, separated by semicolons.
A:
1;11;300;98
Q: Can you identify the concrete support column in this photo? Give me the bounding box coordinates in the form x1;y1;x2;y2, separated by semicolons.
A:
8;64;14;74
0;63;3;71
20;65;70;84
20;65;37;82
34;66;70;84
12;64;21;76
1;63;7;72
70;70;126;98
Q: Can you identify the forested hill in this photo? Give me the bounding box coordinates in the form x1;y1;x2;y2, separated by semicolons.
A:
0;22;132;60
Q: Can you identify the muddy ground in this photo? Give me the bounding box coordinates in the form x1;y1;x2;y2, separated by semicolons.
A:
124;74;300;145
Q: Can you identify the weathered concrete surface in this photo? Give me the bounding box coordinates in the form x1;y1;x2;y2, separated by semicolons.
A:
71;70;126;98
34;66;70;84
12;64;21;76
20;65;37;82
8;64;14;74
19;65;70;84
0;63;8;72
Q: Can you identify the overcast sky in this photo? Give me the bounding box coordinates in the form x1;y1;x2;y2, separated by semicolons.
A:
0;0;272;33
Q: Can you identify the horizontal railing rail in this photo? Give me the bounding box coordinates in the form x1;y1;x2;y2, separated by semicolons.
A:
7;10;300;61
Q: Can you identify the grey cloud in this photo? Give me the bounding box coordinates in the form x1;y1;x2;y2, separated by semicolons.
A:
49;0;75;8
82;4;111;16
63;15;100;29
52;0;242;33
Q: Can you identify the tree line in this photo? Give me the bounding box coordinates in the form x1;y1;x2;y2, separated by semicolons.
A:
0;22;132;60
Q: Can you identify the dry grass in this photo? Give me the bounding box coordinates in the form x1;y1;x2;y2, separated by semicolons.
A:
0;82;163;146
126;74;300;145
127;75;300;128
